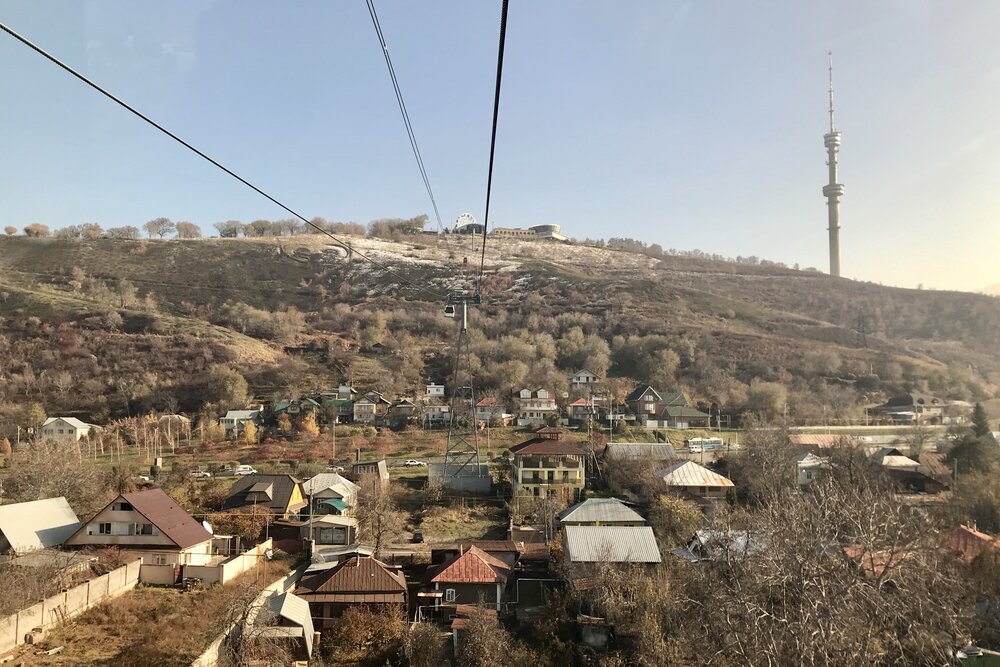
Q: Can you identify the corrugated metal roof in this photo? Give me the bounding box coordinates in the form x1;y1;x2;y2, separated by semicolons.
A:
656;461;734;488
0;497;80;554
296;555;406;595
42;417;94;430
267;592;314;657
302;473;358;496
559;498;645;525
605;443;679;461
563;525;662;563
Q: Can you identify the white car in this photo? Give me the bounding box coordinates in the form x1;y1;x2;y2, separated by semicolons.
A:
189;471;212;479
325;465;345;473
232;465;258;476
403;460;427;467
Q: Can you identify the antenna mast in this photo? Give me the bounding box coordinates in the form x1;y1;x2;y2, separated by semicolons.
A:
828;52;836;133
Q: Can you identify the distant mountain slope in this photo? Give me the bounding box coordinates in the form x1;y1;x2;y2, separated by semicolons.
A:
0;234;996;423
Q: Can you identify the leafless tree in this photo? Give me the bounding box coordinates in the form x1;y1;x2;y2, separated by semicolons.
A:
354;474;404;555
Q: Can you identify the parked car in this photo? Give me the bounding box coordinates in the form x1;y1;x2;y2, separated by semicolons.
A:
492;454;512;463
403;460;427;467
412;531;424;544
229;465;258;476
325;465;345;473
189;471;212;479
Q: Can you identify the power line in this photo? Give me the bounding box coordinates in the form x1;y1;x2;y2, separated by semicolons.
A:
0;22;447;302
365;0;445;234
478;0;510;293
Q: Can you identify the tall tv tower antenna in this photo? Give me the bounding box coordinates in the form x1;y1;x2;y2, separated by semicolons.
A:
823;52;845;278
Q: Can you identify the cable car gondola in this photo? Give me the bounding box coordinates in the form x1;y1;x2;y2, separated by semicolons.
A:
444;304;456;318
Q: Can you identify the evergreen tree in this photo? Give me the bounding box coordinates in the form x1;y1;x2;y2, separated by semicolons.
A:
972;402;991;438
946;434;999;475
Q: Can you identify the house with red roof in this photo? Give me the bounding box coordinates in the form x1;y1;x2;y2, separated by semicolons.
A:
940;525;999;564
425;545;511;611
294;555;407;627
510;429;586;501
474;396;509;425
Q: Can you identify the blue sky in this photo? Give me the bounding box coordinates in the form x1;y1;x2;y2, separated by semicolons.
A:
2;1;999;291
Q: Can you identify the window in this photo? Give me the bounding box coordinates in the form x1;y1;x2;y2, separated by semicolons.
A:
445;589;456;603
154;555;168;565
135;523;153;535
98;523;112;534
113;502;133;512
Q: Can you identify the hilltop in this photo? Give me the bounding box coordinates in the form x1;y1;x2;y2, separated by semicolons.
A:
0;232;998;425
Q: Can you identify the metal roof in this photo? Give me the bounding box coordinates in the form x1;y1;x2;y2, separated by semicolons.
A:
656;461;734;488
267;592;314;657
510;438;584;456
320;499;349;512
559;498;646;525
121;489;213;549
224;475;305;514
563;525;662;563
41;417;93;430
296;555;407;595
604;442;679;461
430;545;510;584
0;497;80;554
302;473;358;496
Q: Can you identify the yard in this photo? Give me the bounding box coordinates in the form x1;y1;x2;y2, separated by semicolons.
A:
415;502;508;543
8;560;290;667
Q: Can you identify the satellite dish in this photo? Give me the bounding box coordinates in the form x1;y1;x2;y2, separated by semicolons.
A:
202;520;214;535
561;392;569;399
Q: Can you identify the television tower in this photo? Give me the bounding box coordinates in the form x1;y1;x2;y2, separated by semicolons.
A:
823;53;845;278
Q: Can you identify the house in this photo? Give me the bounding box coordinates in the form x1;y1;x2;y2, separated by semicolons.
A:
353;398;377;424
569;369;601;392
0;497;80;555
425;382;445;400
336;383;357;401
871;448;920;471
294;555;407;627
562;525;662;565
64;489;213;565
322;397;354;423
671;530;769;562
626;385;662;418
302;473;358;515
423;403;450;427
656;461;734;499
869;392;947;425
39;417;98;442
253;592;315;662
559;498;646;527
387;399;419;426
425;545;511;611
918;451;952;485
352;459;389;483
362;390;392;417
515;388;559;427
793;452;831;486
431;541;524;569
219;410;261;436
301;515;358;547
510;432;586;501
788;433;861;451
646;404;711;430
939;525;998;564
223;474;307;519
474;396;507;425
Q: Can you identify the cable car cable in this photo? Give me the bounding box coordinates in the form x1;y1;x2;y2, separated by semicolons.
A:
0;21;447;302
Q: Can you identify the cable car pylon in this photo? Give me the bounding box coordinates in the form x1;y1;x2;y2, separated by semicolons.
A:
443;291;485;481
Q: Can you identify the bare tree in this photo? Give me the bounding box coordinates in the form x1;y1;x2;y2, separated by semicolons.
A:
354;474;404;555
175;221;202;239
143;217;175;238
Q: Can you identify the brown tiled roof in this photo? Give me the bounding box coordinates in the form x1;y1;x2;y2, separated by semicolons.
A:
788;434;860;449
430;546;509;584
122;489;212;549
842;544;908;578
510;438;584;456
296;556;406;595
476;397;499;407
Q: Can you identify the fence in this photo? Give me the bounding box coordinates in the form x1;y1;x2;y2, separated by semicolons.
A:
0;559;141;656
184;539;273;586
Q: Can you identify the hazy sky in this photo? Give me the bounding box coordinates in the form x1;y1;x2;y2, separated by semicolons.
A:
2;2;999;292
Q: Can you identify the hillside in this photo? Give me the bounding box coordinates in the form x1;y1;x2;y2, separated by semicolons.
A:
0;233;997;426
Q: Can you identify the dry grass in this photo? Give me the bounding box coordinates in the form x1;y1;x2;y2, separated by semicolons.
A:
417;503;507;543
13;560;290;667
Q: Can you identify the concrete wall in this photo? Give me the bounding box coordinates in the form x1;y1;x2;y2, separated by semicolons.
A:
139;564;178;585
0;559;141;657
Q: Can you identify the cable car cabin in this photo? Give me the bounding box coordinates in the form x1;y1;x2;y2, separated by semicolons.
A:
444;305;456;318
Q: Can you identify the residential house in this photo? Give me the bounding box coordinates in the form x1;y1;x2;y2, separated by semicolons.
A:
656;461;734;499
321;397;353;424
510;431;585;501
353;398;377;424
569;369;600;392
39;417;98;443
672;530;769;562
559;498;645;527
352;459;390;483
423;403;450;427
336;383;357;401
425;382;445;400
626;385;662;419
223;474;307;519
219;410;261;437
254;592;315;662
64;489;213;565
647;404;711;430
431;541;524;569
387;399;419;426
474;397;507;425
603;442;680;463
302;473;358;515
301;515;358;547
0;497;80;555
425;545;511;611
515;388;559;427
871;448;920;470
793;452;831;486
939;525;998;564
869;392;947;425
788;433;861;451
362;391;391;417
294;555;407;627
562;525;662;565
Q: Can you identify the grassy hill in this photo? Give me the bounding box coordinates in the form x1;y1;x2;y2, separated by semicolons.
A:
0;233;997;426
